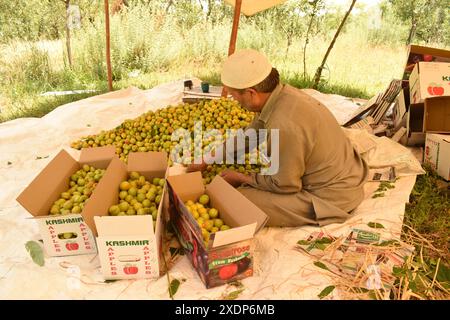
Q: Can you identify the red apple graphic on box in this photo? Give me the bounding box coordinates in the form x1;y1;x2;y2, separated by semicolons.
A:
123;265;139;275
218;263;238;280
66;242;79;251
427;83;444;96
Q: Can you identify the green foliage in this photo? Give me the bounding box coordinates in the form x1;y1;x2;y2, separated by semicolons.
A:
1;0;449;122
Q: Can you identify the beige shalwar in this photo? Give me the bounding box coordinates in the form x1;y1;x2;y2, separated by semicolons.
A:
236;84;368;227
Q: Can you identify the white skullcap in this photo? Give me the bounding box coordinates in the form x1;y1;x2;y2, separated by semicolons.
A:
221;49;272;89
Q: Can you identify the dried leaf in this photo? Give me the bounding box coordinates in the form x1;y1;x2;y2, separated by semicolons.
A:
367;222;385;229
25;241;44;267
7;161;12;165
318;285;335;299
169;279;180;298
87;124;91;127
223;289;244;300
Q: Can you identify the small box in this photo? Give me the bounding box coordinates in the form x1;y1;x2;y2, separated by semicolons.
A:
93;152;168;280
16;146;117;256
424;133;450;181
409;62;450;104
167;172;268;288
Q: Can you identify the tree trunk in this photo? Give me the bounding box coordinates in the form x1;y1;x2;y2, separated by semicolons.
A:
406;16;417;45
207;0;213;19
303;1;319;80
65;0;73;68
312;0;357;89
165;0;174;13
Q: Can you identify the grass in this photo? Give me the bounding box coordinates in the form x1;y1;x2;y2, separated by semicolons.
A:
394;167;450;299
0;3;411;123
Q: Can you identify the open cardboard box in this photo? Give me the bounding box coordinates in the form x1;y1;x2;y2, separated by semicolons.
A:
93;151;168;280
402;44;450;81
400;96;450;146
167;171;268;288
16;146;117;256
409;62;450;104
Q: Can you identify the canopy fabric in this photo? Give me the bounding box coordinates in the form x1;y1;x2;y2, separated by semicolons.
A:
224;0;287;16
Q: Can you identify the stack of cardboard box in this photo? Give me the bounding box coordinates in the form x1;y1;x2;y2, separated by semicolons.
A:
394;45;450;181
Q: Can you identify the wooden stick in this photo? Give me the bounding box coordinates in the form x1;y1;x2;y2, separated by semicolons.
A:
221;0;242;97
105;0;113;91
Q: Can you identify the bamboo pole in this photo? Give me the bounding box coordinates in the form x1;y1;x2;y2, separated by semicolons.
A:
222;0;242;97
105;0;113;91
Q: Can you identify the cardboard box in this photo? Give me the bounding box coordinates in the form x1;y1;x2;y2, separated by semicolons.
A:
402;45;450;81
409;62;450;104
16;146;117;256
393;87;408;130
424;133;450;181
167;172;268;288
400;103;425;146
93;151;168;280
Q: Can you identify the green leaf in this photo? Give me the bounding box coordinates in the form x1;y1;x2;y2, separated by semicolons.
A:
408;280;418;291
392;266;406;277
25;241;44;267
318;285;335;299
368;290;378;300
297;240;310;245
169;279;180;298
372;193;385;198
223;289;244;300
367;222;385;229
316;237;333;244
375;240;400;247
314;243;326;250
228;280;244;288
314;261;329;271
435;263;450;287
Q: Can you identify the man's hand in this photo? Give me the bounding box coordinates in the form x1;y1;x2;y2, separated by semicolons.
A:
186;160;207;172
220;169;252;188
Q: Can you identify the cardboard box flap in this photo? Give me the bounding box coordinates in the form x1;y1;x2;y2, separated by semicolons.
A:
207;176;268;232
16;149;78;217
83;157;128;236
167;171;205;202
211;223;256;248
79;146;117;169
128;151;168;180
94;215;153;236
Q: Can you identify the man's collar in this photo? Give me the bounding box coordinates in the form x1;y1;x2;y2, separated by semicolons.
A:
258;84;283;123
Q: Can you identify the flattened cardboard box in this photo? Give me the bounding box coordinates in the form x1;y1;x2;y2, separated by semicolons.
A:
94;152;168;280
424;133;450;181
16;146;117;257
167;172;268;288
409;62;450;104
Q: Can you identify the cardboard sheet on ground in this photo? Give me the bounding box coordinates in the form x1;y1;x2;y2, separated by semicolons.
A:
0;79;421;299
